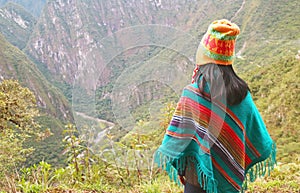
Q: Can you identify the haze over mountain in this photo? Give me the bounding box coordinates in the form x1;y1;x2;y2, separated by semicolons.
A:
25;0;240;85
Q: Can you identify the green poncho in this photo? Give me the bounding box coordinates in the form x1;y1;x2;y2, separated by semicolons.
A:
154;83;276;193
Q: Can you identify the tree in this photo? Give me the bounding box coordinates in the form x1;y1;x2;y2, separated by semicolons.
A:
0;79;41;177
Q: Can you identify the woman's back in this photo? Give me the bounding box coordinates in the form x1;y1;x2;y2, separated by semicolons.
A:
155;19;276;193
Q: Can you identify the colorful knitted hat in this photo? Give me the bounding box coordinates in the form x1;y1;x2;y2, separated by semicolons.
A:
196;19;240;66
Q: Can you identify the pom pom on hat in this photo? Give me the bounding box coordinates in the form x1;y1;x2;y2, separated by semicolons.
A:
196;19;240;66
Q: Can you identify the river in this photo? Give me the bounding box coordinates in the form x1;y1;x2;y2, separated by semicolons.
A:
74;111;115;143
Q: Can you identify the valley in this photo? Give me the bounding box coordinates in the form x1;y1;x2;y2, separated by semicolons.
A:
0;0;299;192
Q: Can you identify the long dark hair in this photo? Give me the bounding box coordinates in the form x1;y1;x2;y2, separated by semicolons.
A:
195;63;249;106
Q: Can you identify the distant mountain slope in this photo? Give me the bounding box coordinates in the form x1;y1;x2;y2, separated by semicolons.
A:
0;2;36;49
24;0;244;122
242;56;300;163
24;0;300;123
26;0;242;85
25;0;300;85
232;0;300;71
0;32;73;165
0;0;46;18
0;33;71;121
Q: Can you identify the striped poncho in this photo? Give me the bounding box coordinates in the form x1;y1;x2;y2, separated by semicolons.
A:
154;83;276;193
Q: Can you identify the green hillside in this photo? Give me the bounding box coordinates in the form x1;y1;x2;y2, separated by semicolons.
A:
241;56;300;193
0;32;72;166
232;0;300;71
242;56;300;163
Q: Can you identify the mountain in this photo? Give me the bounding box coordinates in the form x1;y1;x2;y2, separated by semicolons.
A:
26;0;300;84
25;0;243;85
0;0;297;165
21;0;300;141
0;2;36;49
0;0;46;18
24;0;243;123
0;32;73;165
0;32;71;120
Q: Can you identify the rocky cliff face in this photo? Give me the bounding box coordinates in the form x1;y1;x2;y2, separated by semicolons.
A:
22;0;300;122
20;0;266;122
26;0;242;87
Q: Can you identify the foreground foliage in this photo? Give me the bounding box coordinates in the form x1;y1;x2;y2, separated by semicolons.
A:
0;80;40;179
246;162;300;193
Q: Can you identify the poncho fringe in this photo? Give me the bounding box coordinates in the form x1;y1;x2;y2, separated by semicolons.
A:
242;142;277;192
156;142;276;193
155;150;218;193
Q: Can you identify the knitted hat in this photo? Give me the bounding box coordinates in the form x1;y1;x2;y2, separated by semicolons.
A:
196;19;240;66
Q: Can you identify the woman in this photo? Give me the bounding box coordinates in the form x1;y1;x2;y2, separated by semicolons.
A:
155;19;276;193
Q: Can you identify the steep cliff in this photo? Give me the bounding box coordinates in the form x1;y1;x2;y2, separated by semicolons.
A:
24;0;245;122
22;0;299;122
26;0;243;85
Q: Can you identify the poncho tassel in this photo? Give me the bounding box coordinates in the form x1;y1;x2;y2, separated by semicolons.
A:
154;150;218;193
242;142;277;192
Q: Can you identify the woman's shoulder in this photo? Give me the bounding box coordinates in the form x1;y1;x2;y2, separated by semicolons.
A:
233;90;254;104
229;91;257;116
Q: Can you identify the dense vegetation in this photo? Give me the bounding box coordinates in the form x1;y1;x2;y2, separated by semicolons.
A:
0;80;52;183
242;56;300;163
0;32;71;167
